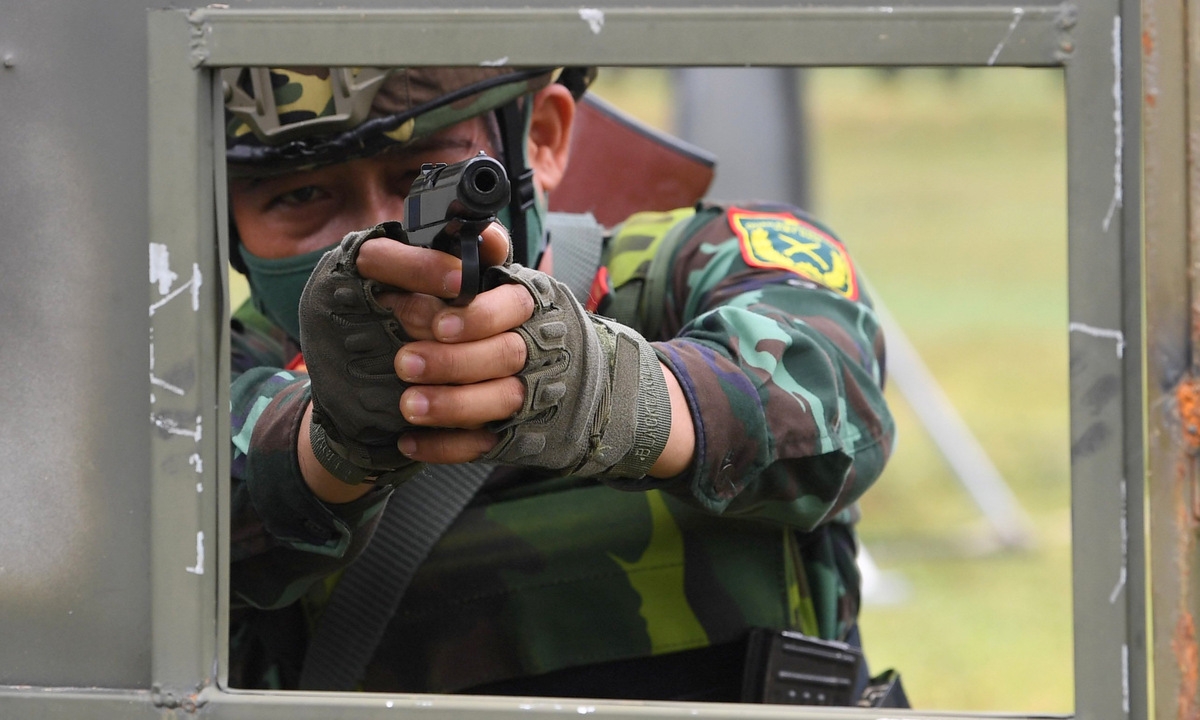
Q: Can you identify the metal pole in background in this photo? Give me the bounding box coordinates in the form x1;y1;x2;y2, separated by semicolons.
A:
674;67;811;209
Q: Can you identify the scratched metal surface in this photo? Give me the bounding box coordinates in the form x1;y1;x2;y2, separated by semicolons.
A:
1142;0;1200;717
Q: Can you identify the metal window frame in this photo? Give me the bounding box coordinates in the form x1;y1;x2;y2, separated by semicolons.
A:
123;3;1152;720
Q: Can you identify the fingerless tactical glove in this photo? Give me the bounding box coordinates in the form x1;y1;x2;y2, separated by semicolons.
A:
482;264;673;479
299;222;418;486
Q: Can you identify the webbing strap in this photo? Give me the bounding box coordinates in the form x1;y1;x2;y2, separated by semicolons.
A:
545;211;604;304
298;462;492;691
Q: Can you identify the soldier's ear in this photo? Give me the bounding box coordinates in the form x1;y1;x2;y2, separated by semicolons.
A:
527;83;575;194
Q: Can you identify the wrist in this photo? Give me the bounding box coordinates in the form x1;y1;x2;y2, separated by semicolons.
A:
298;403;375;504
647;361;696;478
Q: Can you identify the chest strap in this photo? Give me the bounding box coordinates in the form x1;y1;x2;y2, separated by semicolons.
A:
298;462;492;691
544;211;605;304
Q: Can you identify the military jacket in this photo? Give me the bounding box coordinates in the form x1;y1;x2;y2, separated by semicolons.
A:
228;202;895;693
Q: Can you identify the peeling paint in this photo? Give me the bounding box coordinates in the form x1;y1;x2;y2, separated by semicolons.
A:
185;531;205;575
480;57;509;67
578;8;604;34
1069;321;1126;358
1102;15;1123;232
987;8;1024;65
189;453;203;473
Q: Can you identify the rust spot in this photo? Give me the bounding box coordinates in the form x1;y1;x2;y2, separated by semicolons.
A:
1175;611;1199;720
1148;93;1158;109
1175;403;1199;718
1143;29;1155;55
1175;378;1200;451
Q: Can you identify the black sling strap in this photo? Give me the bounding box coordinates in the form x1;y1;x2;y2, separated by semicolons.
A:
297;462;491;691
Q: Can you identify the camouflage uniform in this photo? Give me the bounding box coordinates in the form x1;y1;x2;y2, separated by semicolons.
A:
229;201;893;695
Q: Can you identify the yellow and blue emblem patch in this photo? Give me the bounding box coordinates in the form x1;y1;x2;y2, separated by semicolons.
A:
728;208;859;300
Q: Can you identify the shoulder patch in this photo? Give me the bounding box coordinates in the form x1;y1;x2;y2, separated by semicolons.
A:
728;208;859;300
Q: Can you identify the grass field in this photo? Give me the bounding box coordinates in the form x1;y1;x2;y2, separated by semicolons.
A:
593;67;1073;713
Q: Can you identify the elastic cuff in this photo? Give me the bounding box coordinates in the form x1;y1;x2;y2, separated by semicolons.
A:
608;336;672;478
310;420;415;487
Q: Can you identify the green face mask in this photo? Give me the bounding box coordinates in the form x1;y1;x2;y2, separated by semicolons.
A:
237;242;336;341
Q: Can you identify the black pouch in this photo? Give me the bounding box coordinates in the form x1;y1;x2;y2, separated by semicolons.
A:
740;628;863;706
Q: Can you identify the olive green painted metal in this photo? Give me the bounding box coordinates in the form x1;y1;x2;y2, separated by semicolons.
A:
1062;3;1147;719
1142;0;1200;718
190;5;1071;67
0;1;1167;719
0;0;154;690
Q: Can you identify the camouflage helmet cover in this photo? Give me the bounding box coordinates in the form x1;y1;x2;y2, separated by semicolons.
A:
224;66;565;178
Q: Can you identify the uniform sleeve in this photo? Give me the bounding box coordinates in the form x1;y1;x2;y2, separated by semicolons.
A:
229;305;392;610
597;203;894;531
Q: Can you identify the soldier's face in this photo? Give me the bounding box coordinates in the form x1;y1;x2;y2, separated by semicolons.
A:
229;117;495;260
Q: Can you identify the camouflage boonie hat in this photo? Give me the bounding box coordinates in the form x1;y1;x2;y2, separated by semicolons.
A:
223;66;560;178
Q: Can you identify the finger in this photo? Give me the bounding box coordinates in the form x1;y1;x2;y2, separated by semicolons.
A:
356;237;463;299
398;428;498;464
430;283;535;343
479;221;511;268
396;333;527;385
400;378;524;428
374;290;442;341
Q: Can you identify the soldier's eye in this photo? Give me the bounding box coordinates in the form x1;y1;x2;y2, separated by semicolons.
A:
272;185;327;208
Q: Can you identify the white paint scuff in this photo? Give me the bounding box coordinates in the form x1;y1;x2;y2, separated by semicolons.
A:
186;531;205;575
1110;477;1128;604
151;413;203;442
987;8;1025;66
149;242;203;315
1069;322;1126;358
149;263;203;316
1121;643;1130;714
149;243;178;295
480;57;510;67
579;8;604;34
1103;15;1123;233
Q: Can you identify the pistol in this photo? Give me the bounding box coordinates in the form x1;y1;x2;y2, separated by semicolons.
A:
402;152;510;306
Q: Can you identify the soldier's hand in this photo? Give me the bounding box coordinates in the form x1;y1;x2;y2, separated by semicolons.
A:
390;264;675;481
296;221;510;487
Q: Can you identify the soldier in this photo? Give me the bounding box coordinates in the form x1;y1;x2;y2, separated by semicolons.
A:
225;66;896;702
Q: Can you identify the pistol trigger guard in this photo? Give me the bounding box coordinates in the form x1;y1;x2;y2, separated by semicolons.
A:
452;235;481;307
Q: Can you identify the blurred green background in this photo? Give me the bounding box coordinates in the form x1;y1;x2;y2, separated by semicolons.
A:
591;67;1072;713
227;66;1072;713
